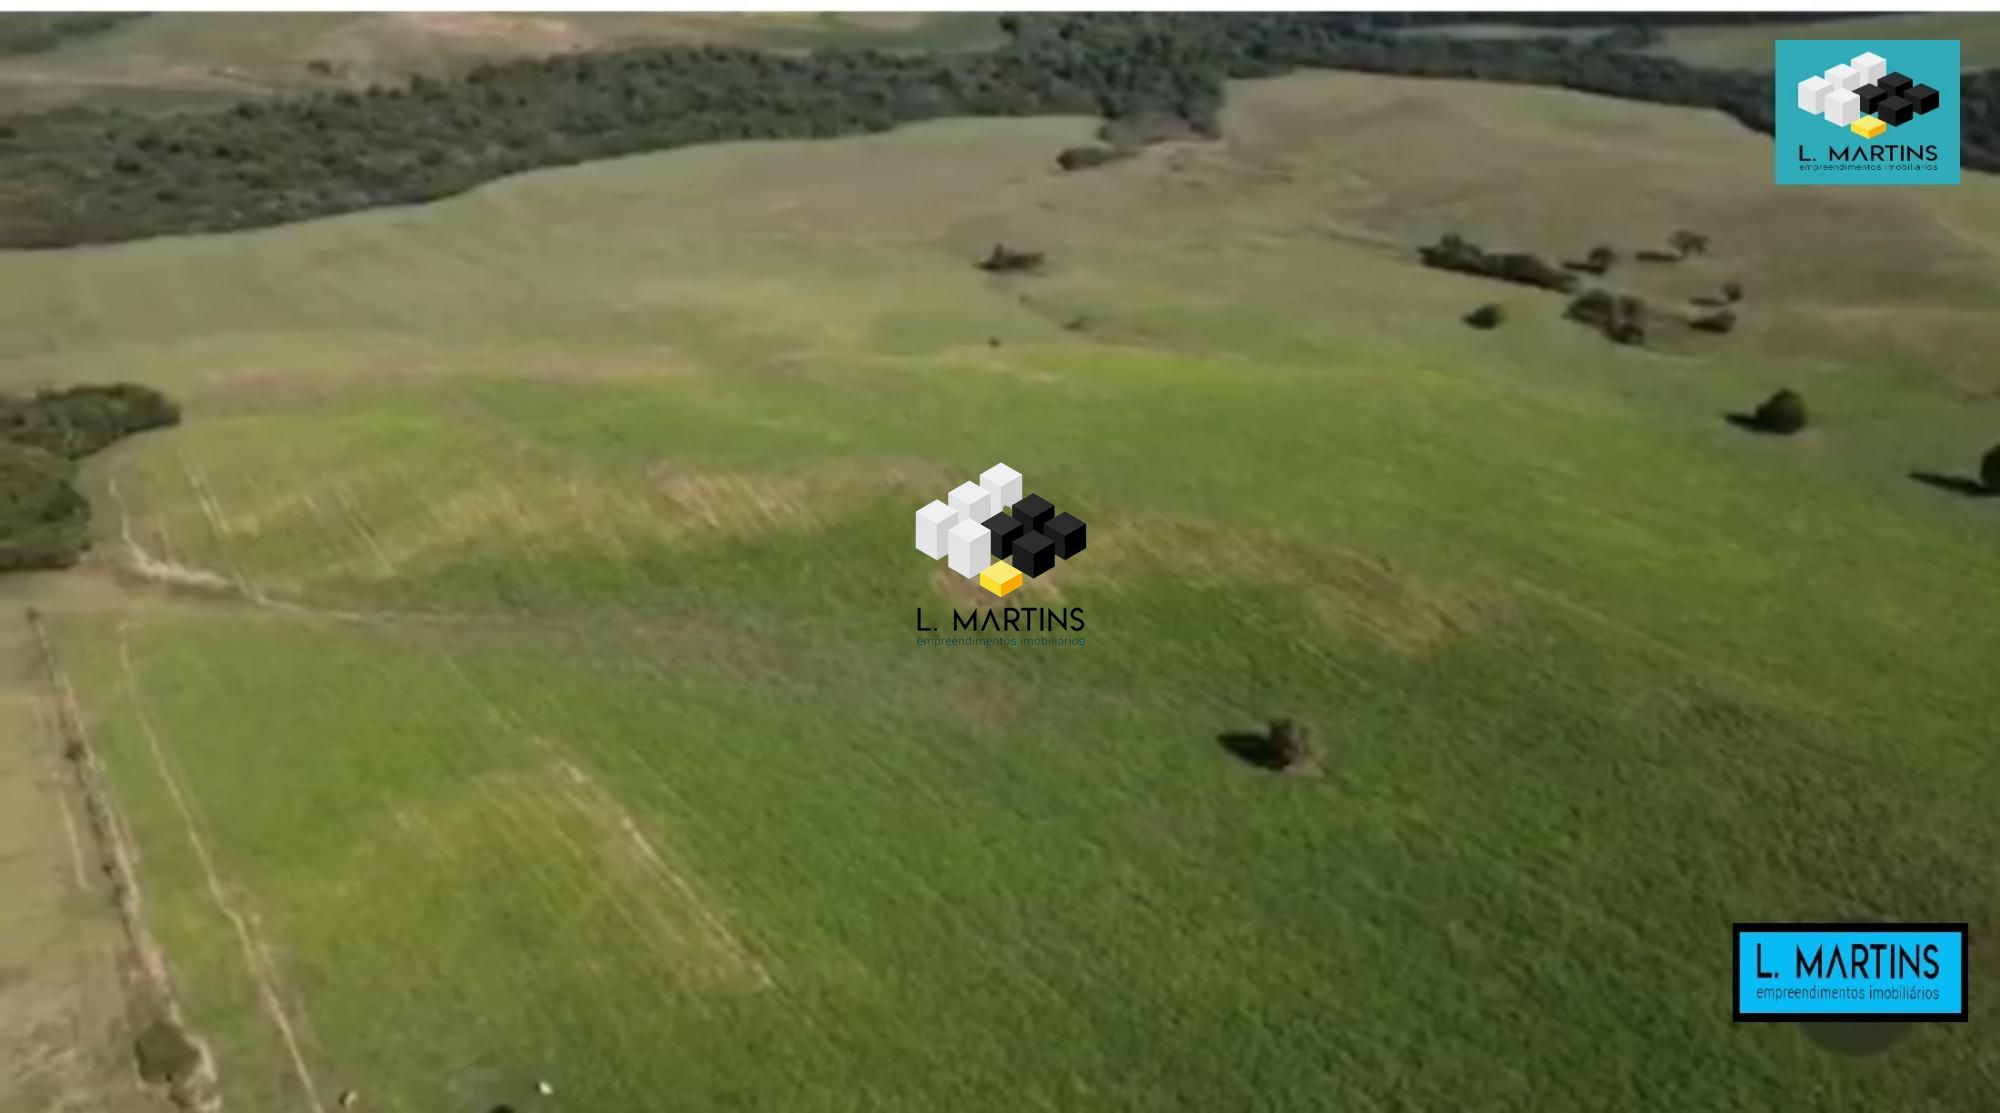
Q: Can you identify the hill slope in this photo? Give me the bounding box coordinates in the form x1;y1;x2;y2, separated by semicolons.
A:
2;72;1996;1112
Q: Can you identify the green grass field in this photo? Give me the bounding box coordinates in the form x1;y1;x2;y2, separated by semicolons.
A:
2;71;1997;1111
0;11;1003;114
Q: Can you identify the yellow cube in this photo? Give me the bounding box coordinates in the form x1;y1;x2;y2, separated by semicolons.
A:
1851;115;1887;139
979;561;1022;597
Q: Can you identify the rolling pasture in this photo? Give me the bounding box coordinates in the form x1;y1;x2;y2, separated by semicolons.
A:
2;72;1997;1111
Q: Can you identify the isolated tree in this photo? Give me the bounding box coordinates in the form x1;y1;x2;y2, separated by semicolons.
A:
1983;443;2000;492
1586;244;1617;271
1722;279;1744;303
1753;389;1808;434
1670;229;1710;257
1266;717;1316;770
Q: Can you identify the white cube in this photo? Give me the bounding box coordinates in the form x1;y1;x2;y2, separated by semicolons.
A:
947;519;990;579
947;481;997;530
1824;63;1861;92
1823;87;1861;126
1797;75;1833;114
1851;52;1887;85
979;462;1022;509
915;500;957;559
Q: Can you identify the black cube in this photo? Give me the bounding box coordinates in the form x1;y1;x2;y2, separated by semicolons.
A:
1012;493;1054;532
1855;83;1887;114
1906;83;1940;114
1012;530;1055;578
1044;512;1086;559
1878;71;1913;95
983;512;1024;559
1876;95;1914;126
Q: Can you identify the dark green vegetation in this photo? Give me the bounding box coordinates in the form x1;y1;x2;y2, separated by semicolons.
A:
978;243;1044;274
3;382;182;460
0;12;147;57
1984;444;2000;491
2;13;1997;248
0;384;179;570
1219;718;1322;775
1055;144;1130;172
1462;303;1505;329
0;442;88;572
1739;388;1809;435
1566;289;1649;345
1419;234;1576;292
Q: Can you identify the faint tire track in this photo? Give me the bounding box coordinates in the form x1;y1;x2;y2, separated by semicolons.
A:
117;619;328;1113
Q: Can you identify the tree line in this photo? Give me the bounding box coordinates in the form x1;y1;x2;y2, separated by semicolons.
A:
0;12;146;57
0;14;1993;248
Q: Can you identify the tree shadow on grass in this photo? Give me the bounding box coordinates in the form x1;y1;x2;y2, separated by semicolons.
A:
1801;1020;1910;1057
1216;731;1287;771
1909;471;1994;498
1724;412;1786;434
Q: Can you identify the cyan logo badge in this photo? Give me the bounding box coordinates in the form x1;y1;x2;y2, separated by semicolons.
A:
1733;923;1968;1022
1776;39;1960;185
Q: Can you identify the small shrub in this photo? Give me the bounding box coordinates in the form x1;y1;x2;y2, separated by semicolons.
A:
1266;717;1318;772
1462;303;1505;329
1670;229;1710;257
1056;144;1129;172
133;1018;200;1084
1690;309;1737;334
1635;249;1681;263
1982;444;2000;492
1722;280;1744;303
977;244;1044;274
1753;389;1808;435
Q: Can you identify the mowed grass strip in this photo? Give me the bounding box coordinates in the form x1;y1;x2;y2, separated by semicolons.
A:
6;72;1998;1110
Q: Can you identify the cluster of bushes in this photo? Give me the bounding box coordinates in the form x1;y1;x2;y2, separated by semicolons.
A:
1419;234;1577;292
1;14;1992;247
1564;245;1618;275
1565;289;1648;345
2;383;182;458
0;384;180;573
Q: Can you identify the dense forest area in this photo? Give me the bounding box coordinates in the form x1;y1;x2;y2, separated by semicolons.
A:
0;385;180;572
0;13;1991;248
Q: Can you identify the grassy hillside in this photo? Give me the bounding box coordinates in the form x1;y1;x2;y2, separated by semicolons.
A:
0;11;1003;114
1649;13;2000;71
2;72;1996;1112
